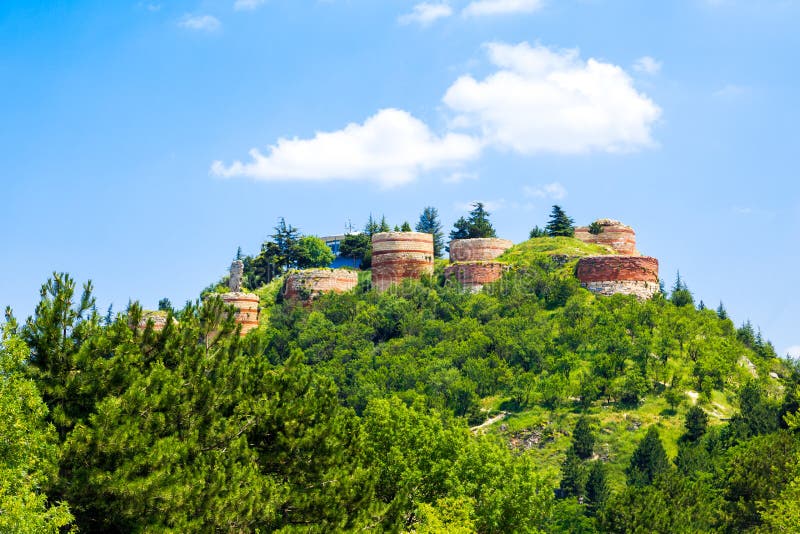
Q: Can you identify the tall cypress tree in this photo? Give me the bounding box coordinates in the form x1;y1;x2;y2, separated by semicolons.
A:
545;205;575;237
416;206;445;258
572;415;595;460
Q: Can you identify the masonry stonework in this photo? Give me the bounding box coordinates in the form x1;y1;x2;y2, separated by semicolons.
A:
284;269;359;301
371;232;434;291
220;292;260;336
449;238;514;262
574;219;637;255
444;262;510;292
576;256;659;300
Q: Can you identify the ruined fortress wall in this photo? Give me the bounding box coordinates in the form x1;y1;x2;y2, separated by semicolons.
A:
284;269;359;301
444;262;509;292
449;238;514;262
574;220;637;255
220;292;260;336
576;256;659;300
371;232;434;291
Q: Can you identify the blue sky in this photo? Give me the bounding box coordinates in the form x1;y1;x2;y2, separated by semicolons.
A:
1;0;798;356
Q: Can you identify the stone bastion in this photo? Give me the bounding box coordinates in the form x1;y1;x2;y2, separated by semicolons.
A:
574;219;637;255
575;256;660;300
283;269;359;301
446;238;515;292
371;232;434;291
220;292;260;336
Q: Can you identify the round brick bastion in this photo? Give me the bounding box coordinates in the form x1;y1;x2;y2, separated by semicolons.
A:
220;292;260;336
284;269;359;301
574;219;638;256
576;256;659;300
449;238;514;262
371;232;434;291
446;238;514;292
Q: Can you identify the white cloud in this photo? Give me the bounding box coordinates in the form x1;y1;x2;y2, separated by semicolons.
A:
211;108;482;187
137;2;162;11
634;56;662;75
442;42;661;154
786;345;800;359
234;0;267;11
444;171;479;183
462;0;543;17
399;3;454;26
524;181;567;200
178;14;221;31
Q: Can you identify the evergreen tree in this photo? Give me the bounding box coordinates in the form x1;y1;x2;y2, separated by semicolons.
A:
683;406;708;442
670;271;694;307
157;298;172;312
400;221;412;232
626;427;669;486
364;214;380;236
416;206;445;258
717;301;729;320
449;217;471;241
379;215;391;233
572;415;595;460
529;226;546;238
585;462;609;514
465;202;496;238
272;217;301;272
545;205;575;237
559;447;586;498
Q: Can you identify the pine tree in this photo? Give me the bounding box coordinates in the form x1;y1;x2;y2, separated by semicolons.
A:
157;298;172;312
400;221;412;232
416;206;445;258
559;447;586;498
449;217;471;241
529;226;546;238
379;215;391;233
717;301;728;320
545;205;575;237
670;271;694;307
572;415;595;460
585;462;609;513
626;427;669;486
466;202;496;238
683;406;708;442
272;217;301;272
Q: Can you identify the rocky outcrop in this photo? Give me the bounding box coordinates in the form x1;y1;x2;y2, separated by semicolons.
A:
445;262;510;292
371;232;434;291
574;219;637;255
284;269;359;301
220;292;260;336
137;311;172;332
576;256;659;300
229;260;244;292
449;238;514;262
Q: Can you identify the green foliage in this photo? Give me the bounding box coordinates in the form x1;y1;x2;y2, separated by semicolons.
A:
0;328;74;533
670;271;695;308
529;225;546;238
572;415;596;460
449;202;497;241
626;427;669;486
588;221;604;235
339;232;372;269
416;206;445;258
683;406;709;442
545;205;575;237
559;447;586;498
296;235;336;268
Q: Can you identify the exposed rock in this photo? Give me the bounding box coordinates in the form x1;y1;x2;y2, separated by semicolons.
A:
228;260;244;292
575;219;637;255
137;311;173;332
371;232;434;291
283;269;359;301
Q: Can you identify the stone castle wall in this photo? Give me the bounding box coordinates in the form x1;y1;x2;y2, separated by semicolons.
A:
444;262;510;292
372;232;434;291
576;256;659;300
574;219;637;255
284;269;359;301
220;292;260;336
449;238;514;262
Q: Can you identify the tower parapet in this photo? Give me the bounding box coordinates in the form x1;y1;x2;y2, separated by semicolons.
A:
574;219;637;255
371;232;434;291
284;269;359;301
576;256;659;300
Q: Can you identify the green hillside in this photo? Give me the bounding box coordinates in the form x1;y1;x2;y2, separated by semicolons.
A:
4;245;798;532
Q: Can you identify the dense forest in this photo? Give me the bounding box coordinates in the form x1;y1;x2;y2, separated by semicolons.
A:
3;213;800;532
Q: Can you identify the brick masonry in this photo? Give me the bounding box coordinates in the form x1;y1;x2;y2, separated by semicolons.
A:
372;232;434;291
284;269;359;301
449;238;514;262
444;261;510;292
574;219;637;255
576;256;659;300
220;292;260;336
